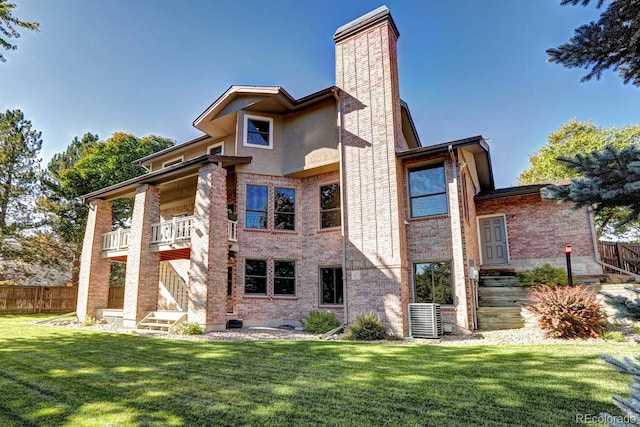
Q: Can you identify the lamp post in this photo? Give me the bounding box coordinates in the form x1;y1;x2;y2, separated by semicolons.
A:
565;244;573;285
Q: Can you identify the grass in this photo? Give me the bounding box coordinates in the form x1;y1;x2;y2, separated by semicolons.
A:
0;314;637;426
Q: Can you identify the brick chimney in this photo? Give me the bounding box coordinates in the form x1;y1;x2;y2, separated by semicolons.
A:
334;6;409;335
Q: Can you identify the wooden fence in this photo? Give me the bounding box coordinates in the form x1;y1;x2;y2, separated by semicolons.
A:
108;286;125;309
598;241;640;275
0;286;78;314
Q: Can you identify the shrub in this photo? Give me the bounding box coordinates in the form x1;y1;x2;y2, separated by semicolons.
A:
170;321;204;336
82;316;96;326
524;284;607;338
302;310;341;334
517;263;569;287
344;312;388;341
599;330;626;342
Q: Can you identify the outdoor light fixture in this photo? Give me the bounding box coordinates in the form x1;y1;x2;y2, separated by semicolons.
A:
564;244;573;285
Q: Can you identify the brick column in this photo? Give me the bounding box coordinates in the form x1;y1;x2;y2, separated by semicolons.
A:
123;184;161;328
334;7;409;335
77;199;112;321
188;163;227;331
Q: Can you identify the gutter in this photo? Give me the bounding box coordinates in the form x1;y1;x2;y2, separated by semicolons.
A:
333;88;349;326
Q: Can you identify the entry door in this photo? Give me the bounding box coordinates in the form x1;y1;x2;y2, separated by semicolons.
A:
479;216;508;265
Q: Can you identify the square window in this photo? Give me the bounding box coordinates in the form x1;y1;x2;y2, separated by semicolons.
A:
320;267;343;305
245;259;267;295
274;260;295;295
246;184;268;229
243;115;273;149
274;187;295;231
409;163;447;217
414;261;453;305
320;183;341;229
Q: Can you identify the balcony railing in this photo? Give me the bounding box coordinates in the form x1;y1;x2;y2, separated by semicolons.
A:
151;216;194;245
102;228;131;251
101;217;238;251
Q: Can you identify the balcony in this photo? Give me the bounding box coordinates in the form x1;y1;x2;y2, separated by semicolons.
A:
101;216;238;253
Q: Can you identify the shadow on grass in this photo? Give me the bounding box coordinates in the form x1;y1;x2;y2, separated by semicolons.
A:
0;315;634;426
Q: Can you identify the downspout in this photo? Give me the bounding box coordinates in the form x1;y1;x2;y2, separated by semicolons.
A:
587;207;640;278
333;88;349;325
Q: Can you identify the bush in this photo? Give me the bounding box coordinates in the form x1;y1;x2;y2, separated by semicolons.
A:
302;310;341;334
524;285;607;338
517;263;569;287
82;316;96;326
599;330;626;342
170;321;204;336
344;312;388;341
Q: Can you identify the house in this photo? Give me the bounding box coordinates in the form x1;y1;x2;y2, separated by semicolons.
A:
76;6;602;336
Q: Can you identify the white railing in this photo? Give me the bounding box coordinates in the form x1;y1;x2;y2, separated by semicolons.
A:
102;228;131;251
228;220;237;242
151;216;194;245
102;216;237;251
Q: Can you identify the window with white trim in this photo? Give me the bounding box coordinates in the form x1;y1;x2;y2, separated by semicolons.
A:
208;143;224;156
162;156;184;168
243;115;273;149
408;163;447;217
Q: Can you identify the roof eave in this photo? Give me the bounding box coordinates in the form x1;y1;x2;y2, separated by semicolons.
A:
82;155;252;201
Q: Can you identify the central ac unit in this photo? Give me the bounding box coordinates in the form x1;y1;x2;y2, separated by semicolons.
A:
408;303;442;338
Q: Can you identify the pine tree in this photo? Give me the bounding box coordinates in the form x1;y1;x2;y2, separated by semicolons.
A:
547;0;640;85
542;145;640;231
599;354;640;426
0;108;41;237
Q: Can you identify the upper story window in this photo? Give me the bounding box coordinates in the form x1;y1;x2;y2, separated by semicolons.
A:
408;163;447;217
243;114;273;149
162;156;184;168
320;183;341;229
274;187;295;231
208;143;224;156
246;184;268;229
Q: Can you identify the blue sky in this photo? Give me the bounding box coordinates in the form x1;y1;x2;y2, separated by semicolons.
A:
1;0;638;187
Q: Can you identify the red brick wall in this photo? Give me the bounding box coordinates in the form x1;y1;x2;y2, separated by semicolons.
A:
234;171;343;325
475;194;600;274
335;16;407;335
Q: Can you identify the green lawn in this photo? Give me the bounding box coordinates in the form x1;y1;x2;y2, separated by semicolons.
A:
0;314;636;426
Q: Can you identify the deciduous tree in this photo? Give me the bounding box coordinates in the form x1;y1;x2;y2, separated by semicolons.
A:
39;132;174;283
519;119;640;184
